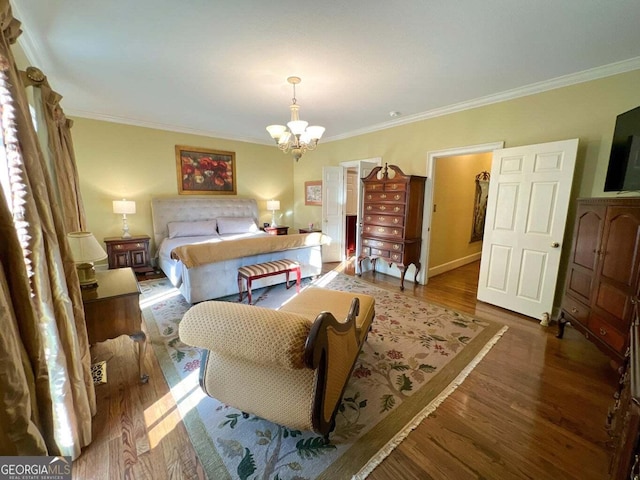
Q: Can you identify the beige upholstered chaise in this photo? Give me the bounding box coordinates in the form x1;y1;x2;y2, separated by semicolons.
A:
179;287;375;438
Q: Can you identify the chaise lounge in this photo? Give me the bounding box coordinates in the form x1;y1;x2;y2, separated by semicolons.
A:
179;286;375;438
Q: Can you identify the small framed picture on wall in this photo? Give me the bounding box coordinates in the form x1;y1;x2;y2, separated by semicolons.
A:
305;181;322;206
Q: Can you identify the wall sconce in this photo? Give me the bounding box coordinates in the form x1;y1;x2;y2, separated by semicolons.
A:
266;199;280;227
112;199;136;238
67;231;108;289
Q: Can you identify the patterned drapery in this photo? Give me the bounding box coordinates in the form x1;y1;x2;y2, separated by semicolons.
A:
0;0;94;459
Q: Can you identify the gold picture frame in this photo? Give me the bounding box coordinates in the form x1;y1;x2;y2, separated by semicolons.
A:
305;180;322;206
175;145;237;195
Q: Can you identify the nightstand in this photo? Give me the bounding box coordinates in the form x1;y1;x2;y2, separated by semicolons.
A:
298;228;321;234
264;226;289;235
82;268;148;383
104;235;154;275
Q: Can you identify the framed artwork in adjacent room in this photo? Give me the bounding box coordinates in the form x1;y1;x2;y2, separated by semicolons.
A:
470;171;490;242
175;145;237;195
305;180;322;205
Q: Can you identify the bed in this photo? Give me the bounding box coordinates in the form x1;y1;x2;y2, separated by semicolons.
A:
151;197;324;304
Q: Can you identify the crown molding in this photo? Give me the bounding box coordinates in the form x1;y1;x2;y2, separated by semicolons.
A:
324;56;640;143
64;108;272;145
16;24;640;148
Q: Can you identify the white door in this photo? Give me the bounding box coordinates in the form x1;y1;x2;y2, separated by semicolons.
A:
354;161;378;271
477;138;578;322
322;166;344;262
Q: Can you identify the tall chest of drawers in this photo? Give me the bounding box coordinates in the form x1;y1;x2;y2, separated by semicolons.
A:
358;163;426;290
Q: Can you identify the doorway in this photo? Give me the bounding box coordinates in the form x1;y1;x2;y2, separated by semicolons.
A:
421;142;504;286
429;152;493;278
322;157;381;263
345;167;358;257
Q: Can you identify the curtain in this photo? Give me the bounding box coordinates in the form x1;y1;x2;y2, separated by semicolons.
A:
21;67;87;234
0;0;95;459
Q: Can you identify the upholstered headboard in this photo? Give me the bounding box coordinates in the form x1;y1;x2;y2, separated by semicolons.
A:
151;197;259;247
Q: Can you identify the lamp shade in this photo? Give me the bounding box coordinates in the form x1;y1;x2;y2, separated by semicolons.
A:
266;124;286;140
113;199;136;215
67;232;107;263
266;200;280;211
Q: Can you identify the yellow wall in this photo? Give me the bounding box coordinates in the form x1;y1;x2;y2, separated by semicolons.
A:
429;153;492;273
70;118;293;256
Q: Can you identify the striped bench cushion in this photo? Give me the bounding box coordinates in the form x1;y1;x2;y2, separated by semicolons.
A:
238;259;300;277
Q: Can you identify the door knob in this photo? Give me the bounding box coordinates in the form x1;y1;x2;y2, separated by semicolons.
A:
551;242;560;248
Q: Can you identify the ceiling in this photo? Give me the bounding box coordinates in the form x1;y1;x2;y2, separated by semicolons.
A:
12;0;640;145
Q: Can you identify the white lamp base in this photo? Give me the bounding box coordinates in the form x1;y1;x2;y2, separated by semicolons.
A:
271;211;278;227
121;214;132;238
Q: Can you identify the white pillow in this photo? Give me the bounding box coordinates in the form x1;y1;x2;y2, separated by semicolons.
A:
216;216;258;234
168;220;218;238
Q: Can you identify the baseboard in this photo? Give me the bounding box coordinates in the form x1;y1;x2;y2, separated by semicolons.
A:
428;252;481;278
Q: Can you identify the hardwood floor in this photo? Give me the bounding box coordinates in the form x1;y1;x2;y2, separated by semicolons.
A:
73;261;618;479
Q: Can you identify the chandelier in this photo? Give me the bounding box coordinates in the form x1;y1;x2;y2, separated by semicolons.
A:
266;76;325;161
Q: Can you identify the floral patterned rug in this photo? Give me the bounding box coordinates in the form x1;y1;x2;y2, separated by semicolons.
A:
140;270;507;480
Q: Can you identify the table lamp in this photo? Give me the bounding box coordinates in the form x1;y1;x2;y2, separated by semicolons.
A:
67;231;108;289
113;199;136;238
266;199;280;227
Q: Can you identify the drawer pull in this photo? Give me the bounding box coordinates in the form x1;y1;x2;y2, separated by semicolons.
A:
378;228;386;233
115;245;123;250
393;218;400;224
393;244;401;250
599;328;607;336
378;216;385;221
366;205;372;210
379;206;386;211
380;194;387;199
394;194;401;200
571;307;578;314
394;206;400;212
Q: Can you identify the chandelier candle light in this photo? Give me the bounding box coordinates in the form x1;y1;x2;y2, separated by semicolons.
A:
266;76;325;161
113;199;136;238
266;199;280;227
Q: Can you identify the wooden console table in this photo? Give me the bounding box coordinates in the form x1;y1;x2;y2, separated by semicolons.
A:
82;268;148;383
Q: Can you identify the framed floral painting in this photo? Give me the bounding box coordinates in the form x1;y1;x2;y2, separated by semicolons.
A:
175;145;237;195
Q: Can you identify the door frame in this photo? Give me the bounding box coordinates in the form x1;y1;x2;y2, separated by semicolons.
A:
420;142;504;285
338;157;382;264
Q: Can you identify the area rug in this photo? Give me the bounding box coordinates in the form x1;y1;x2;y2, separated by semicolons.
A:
140;271;507;480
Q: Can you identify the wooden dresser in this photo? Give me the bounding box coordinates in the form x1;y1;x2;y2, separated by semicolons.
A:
82;268;148;383
608;318;640;479
557;198;640;363
357;163;426;290
104;235;154;275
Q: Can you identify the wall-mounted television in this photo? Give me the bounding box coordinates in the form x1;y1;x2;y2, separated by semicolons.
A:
604;105;640;192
